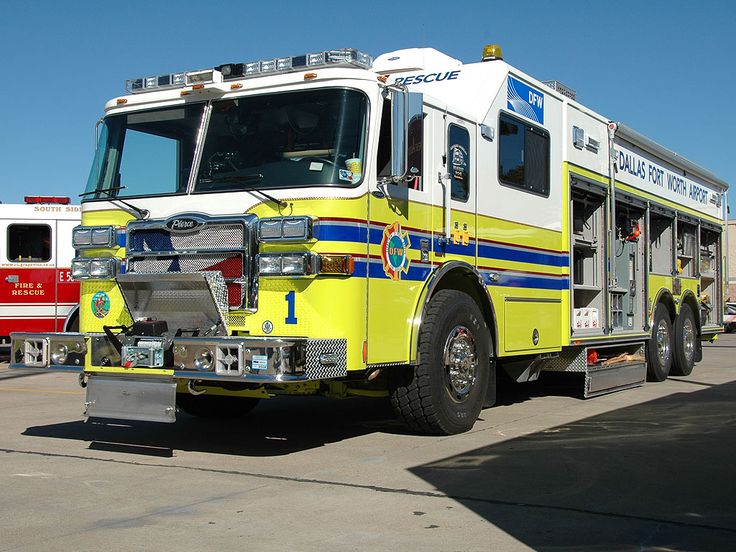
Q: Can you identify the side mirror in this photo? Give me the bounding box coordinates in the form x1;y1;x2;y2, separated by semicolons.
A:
385;89;422;186
390;88;408;181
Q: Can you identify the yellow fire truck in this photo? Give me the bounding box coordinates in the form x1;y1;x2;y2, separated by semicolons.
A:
11;45;729;434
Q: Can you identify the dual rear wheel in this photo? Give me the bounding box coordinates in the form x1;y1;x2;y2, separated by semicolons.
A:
646;302;697;381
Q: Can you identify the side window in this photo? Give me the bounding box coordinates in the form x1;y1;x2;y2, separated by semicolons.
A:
499;112;550;197
377;98;391;178
8;224;51;262
448;124;470;201
406;109;423;190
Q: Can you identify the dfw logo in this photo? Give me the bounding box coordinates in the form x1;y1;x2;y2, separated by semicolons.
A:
381;222;411;280
507;75;544;124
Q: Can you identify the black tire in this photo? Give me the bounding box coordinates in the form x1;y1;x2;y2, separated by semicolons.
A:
65;307;80;333
390;289;492;435
177;393;260;418
672;303;697;376
646;303;673;382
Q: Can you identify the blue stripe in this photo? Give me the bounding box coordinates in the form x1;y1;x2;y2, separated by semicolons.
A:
477;242;568;268
317;223;368;243
317;222;567;269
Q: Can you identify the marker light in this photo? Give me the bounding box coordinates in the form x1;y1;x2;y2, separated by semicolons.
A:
319;254;354;275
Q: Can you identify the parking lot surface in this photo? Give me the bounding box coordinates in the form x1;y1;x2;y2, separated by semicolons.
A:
1;335;735;551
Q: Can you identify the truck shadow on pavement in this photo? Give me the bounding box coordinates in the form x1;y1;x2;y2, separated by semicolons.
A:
22;395;404;457
410;380;736;551
21;373;586;457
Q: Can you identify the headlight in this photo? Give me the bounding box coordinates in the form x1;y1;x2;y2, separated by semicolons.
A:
49;338;85;366
72;227;92;247
257;253;318;276
258;254;283;275
50;342;68;365
258;217;313;242
72;257;120;280
73;225;116;249
193;347;214;371
259;219;282;240
281;254;310;275
91;227;115;246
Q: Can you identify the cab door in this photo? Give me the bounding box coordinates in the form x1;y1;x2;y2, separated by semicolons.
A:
432;114;477;268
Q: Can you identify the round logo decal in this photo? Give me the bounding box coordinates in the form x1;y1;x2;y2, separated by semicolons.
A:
381;222;411;281
91;291;111;319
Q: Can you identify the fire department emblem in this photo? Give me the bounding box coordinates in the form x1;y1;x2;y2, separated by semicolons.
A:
380;222;411;281
91;291;110;319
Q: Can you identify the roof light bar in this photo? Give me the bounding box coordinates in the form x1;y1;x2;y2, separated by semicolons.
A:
225;48;372;80
126;72;186;93
124;48;373;93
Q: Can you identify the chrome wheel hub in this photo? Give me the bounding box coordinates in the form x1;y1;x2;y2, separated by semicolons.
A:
443;325;478;400
682;317;695;362
656;319;671;365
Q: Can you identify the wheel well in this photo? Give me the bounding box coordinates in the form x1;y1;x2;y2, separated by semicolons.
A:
63;305;80;332
429;268;497;357
655;292;677;324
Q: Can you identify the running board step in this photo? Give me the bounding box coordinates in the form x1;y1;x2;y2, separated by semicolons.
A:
540;342;647;398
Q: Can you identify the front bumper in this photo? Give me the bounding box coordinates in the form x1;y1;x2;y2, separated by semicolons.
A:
10;332;348;383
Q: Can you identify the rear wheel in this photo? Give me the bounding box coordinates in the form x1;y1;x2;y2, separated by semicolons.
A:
390;290;492;435
177;393;260;418
646;303;673;382
672;303;697;376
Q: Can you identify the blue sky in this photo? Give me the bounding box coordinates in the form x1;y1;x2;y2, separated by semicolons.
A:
1;0;734;216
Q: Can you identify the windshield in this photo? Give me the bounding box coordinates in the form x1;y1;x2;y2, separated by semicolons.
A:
194;88;367;192
84;104;205;199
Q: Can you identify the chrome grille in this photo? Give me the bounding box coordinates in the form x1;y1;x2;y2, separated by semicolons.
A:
128;224;245;253
128;253;244;277
126;214;255;310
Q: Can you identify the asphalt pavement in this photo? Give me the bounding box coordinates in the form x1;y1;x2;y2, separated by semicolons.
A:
1;335;735;551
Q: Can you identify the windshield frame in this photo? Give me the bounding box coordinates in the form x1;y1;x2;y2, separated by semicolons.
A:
192;87;369;196
82;101;208;202
82;86;371;203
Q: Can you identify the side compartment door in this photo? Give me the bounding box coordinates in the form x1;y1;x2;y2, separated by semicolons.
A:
0;220;58;335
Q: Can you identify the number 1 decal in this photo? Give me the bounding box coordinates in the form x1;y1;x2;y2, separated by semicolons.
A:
285;291;297;324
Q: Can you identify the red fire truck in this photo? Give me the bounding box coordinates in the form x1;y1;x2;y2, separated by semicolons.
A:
0;197;80;349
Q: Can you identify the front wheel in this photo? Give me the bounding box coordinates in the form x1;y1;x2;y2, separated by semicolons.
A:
390;290;492;435
646;303;673;382
671;303;697;376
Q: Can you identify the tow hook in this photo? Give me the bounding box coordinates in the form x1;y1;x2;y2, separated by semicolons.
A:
187;380;206;396
78;374;88;388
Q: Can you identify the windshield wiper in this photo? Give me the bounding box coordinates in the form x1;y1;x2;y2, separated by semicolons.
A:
79;185;149;220
198;174;286;208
